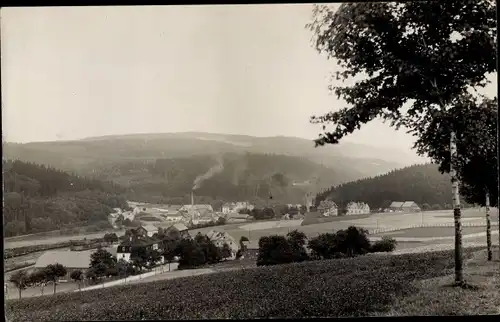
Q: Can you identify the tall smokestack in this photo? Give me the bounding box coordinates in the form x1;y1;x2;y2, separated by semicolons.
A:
191;191;194;207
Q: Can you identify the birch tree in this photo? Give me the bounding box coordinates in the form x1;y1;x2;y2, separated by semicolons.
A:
414;96;498;260
307;1;496;284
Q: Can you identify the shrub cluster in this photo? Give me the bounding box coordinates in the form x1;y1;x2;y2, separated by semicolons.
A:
258;226;392;266
257;226;397;266
177;233;233;269
370;236;398;253
5;248;482;321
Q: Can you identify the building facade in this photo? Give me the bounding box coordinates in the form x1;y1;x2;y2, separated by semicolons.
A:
345;202;370;215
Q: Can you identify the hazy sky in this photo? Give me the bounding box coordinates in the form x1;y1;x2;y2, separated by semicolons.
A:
1;5;497;152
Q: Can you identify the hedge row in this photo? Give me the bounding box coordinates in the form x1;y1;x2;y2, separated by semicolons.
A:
6;247;482;321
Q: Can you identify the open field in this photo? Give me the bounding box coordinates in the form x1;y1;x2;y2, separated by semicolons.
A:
6;247;493;320
302;213;371;226
375;226;499;238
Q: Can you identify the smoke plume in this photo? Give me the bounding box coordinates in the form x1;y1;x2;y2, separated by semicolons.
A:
193;154;224;190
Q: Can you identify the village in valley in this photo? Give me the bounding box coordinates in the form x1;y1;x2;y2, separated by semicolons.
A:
3;2;498;320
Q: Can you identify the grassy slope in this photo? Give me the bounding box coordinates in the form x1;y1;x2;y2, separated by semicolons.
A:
6;247;487;321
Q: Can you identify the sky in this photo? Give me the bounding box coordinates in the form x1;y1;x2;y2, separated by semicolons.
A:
1;5;497;153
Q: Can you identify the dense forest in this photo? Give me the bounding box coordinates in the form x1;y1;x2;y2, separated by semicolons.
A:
315;163;472;210
3;160;129;237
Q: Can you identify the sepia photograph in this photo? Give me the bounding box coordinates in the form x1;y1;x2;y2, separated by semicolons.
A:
2;2;499;320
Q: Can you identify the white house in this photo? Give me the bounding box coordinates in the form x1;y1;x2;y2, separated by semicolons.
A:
318;199;338;217
116;236;163;264
345;202;370;215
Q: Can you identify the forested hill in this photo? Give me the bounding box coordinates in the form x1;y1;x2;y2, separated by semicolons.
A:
93;153;355;206
3;160;128;237
315;163;464;211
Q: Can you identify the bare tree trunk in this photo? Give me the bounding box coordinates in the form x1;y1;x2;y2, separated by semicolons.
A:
53;281;57;295
485;191;492;261
450;131;464;284
18;288;22;300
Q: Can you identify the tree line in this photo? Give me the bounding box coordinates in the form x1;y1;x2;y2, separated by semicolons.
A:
3;160;129;237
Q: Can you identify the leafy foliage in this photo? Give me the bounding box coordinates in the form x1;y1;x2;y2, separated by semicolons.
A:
9;270;29;299
43;264;67;295
370;237;398;253
308;1;496;146
414;96;498;207
307;226;371;260
89;248;117;278
5;248;482;320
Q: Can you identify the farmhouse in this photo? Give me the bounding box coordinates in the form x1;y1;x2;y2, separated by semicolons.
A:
116;236;162;263
136;224;159;237
317;199;338;217
170;223;190;238
388;201;421;213
206;230;239;258
388;201;404;212
401;201;421;212
345;202;370;215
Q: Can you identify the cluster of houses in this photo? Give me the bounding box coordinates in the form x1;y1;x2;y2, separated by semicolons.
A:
316;200;371;217
113;199;259;228
314;199;422;216
33;222;240;282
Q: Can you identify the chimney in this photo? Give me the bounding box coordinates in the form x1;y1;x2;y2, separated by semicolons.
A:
191;191;194;207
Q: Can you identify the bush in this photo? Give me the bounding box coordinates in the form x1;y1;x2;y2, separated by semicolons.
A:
307;226;371;259
370;237;398;253
257;231;309;266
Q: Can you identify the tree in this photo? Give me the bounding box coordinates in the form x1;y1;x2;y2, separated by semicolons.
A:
431;204;442;211
421;203;431;211
414;97;498;260
148;249;163;268
89;248;116;278
103;233;119;245
28;270;48;296
70;270;84;291
239;236;249;252
307;1;496;285
162;240;178;272
9;270;29;299
216;216;227;226
44;263;67;295
221;243;232;260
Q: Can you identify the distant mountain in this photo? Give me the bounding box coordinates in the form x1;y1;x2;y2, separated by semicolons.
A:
3;160;128;237
3;132;424;180
315;163;465;211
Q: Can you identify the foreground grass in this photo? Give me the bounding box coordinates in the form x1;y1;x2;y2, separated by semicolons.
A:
5;247;485;321
372;248;500;316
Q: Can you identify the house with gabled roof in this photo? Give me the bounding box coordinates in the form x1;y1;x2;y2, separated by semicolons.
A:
346;202;370;215
401;201;421;212
136;224;159;238
206;230;239;258
317;199;338;217
116;236;162;263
